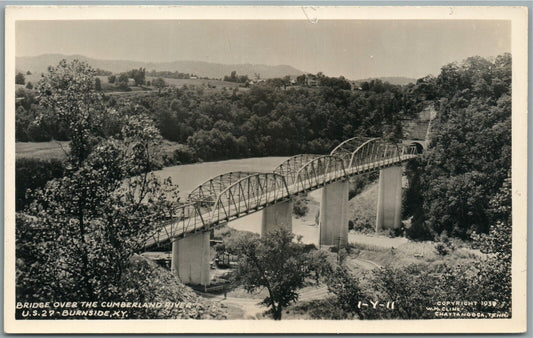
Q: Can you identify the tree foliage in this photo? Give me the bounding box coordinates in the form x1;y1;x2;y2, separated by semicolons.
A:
116;73;130;90
15;158;65;211
127;67;146;86
16;72;25;85
94;75;420;161
37;59;107;165
152;77;167;93
16;59;181;304
224;70;249;83
94;77;102;91
406;54;511;239
231;228;313;320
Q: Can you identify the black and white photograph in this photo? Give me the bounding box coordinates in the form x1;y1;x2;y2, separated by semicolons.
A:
4;5;528;334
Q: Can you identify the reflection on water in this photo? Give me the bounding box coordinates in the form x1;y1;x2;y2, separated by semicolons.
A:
153;157;321;245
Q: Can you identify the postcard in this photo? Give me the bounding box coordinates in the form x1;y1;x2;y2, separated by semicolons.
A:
4;5;528;334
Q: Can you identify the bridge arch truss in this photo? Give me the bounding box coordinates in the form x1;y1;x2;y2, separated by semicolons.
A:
330;136;372;168
188;171;258;206
294;155;347;192
349;138;418;172
209;173;290;225
273;154;321;186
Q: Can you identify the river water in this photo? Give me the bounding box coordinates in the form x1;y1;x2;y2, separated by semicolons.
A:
153;157;322;245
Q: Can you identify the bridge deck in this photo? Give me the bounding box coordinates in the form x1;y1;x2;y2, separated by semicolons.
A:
144;154;417;249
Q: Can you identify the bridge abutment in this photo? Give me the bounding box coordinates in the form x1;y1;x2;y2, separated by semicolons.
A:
171;231;210;286
261;200;293;236
319;180;349;247
376;166;402;232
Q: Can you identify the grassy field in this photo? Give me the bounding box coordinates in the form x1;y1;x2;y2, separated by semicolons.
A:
16;141;70;160
15;139;186;161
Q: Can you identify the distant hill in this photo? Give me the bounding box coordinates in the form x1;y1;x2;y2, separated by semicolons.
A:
353;76;417;86
16;54;305;79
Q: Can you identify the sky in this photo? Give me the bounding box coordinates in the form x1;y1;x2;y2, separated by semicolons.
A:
16;20;511;80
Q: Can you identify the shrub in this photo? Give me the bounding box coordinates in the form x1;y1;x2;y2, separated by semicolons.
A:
434;243;449;256
293;196;309;217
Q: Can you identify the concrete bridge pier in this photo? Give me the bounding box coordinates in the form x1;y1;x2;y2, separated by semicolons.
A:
261;200;293;236
376;166;403;232
319;180;349;247
171;231;210;286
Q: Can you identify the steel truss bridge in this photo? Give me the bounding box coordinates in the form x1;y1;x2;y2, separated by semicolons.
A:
144;137;422;249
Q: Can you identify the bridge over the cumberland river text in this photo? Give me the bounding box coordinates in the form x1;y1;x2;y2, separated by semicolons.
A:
142;135;428;286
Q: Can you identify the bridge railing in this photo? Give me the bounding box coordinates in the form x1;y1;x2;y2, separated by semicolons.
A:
209;173;290;225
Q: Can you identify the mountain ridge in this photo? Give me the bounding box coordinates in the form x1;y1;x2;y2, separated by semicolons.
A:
16;54;305;79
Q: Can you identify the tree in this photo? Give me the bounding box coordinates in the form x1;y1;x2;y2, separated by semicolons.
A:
282;75;291;89
127;68;146;86
296;74;306;86
117;73;129;90
37;59;108;164
224;71;248;84
227;70;237;82
15;72;25;85
152;77;166;94
108;75;116;84
25;81;33;90
16;59;181;304
95;77;102;91
231;228;310;320
134;68;145;86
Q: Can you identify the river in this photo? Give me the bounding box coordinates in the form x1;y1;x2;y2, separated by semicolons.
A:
153;157;322;246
